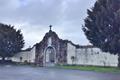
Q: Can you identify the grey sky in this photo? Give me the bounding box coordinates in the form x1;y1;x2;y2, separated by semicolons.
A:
0;0;96;48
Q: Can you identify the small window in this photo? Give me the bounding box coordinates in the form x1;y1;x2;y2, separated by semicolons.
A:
97;52;99;54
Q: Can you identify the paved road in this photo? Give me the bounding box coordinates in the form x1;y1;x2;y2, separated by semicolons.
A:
0;65;120;80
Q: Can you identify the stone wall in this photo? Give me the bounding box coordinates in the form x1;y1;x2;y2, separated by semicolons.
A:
35;30;67;66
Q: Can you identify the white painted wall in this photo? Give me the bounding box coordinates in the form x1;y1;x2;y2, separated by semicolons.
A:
76;48;118;67
11;42;118;67
67;43;76;64
67;43;118;67
11;46;36;63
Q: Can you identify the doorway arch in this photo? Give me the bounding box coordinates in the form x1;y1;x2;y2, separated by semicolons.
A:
43;46;56;66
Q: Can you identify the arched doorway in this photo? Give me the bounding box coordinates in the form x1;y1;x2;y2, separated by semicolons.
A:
44;46;56;66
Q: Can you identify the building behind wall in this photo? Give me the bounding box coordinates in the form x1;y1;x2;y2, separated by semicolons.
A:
11;26;118;67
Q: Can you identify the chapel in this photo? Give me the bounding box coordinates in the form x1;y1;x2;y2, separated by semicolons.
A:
12;25;118;67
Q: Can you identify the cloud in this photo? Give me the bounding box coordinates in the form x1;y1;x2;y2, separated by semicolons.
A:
0;0;96;48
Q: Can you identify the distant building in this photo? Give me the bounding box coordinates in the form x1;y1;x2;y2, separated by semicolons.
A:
11;26;118;67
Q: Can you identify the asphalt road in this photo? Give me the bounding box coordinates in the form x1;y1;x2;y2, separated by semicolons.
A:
0;65;120;80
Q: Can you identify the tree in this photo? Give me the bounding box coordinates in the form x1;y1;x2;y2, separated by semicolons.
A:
0;23;24;61
82;0;120;67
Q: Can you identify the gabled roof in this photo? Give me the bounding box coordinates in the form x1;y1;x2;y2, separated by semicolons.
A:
27;28;96;50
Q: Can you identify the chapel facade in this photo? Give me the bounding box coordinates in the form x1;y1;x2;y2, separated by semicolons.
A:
35;26;68;66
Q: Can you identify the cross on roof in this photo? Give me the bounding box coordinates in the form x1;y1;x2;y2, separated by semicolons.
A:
49;25;52;31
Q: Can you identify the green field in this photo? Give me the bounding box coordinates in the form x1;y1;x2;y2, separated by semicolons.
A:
57;65;120;73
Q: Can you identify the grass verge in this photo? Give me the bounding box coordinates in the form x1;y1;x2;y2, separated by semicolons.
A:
57;65;120;73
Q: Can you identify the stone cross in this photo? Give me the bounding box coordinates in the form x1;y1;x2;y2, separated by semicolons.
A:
49;25;52;31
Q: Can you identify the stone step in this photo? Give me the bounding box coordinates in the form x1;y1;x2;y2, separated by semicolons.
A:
45;62;55;67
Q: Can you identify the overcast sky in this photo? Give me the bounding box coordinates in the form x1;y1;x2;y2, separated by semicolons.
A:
0;0;96;48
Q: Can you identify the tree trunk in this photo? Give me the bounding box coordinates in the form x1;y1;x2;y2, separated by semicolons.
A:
118;54;120;67
2;57;5;61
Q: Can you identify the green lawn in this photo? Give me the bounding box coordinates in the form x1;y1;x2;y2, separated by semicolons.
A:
57;65;120;73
